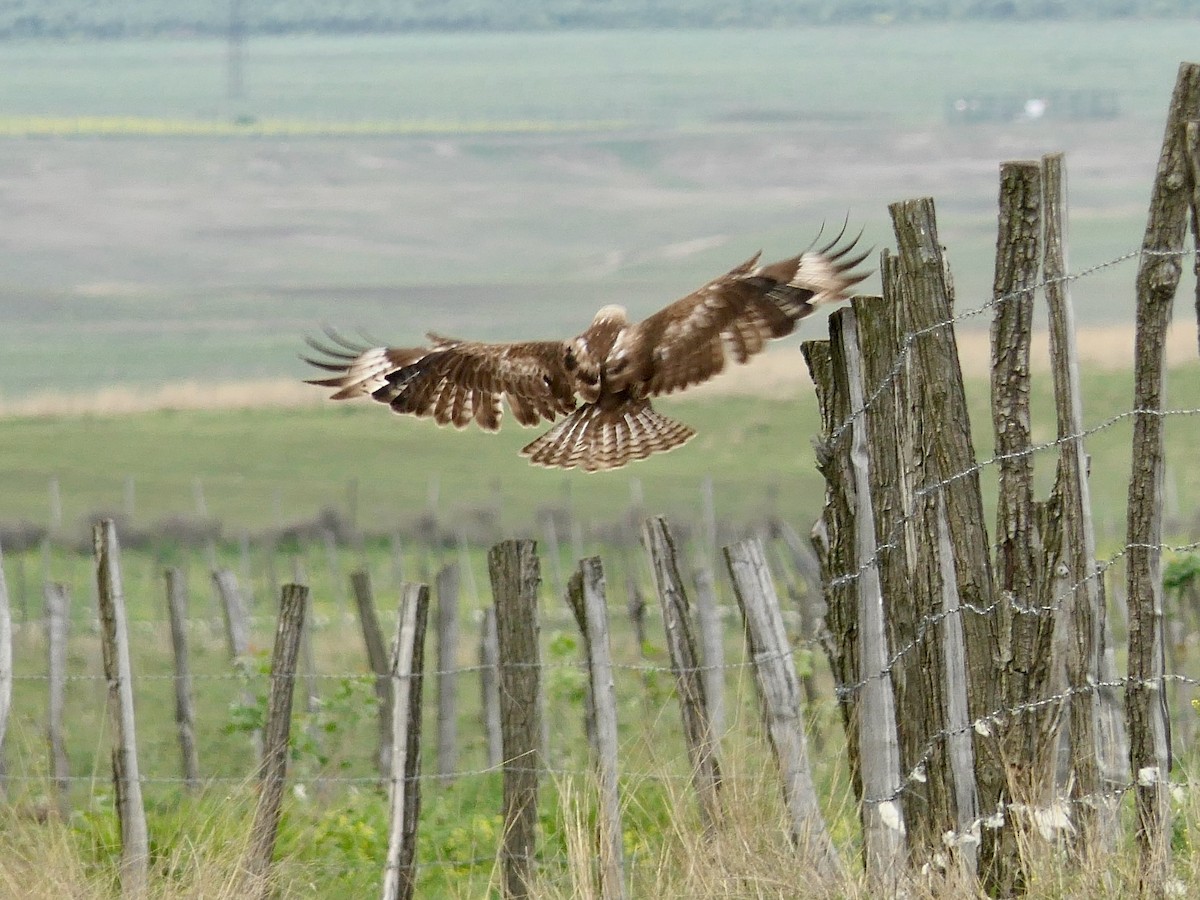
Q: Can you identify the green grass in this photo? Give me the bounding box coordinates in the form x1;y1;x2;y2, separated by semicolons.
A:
1;365;1197;544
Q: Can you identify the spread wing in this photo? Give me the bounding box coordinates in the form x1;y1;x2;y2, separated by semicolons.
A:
615;231;870;397
304;329;576;430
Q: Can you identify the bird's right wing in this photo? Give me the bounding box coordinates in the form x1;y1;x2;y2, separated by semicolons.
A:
304;329;577;430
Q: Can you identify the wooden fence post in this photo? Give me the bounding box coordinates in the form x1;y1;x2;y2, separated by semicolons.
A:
1189;120;1200;353
212;568;250;661
987;159;1063;893
724;538;844;882
94;520;149;897
831;304;908;889
382;583;431;900
165;568;200;791
1041;151;1124;854
800;338;863;795
243;583;308;894
435;563;460;781
44;581;70;811
489;539;543;900
0;540;10;798
1126;61;1200;889
350;570;393;780
479;607;504;769
891;197;1001;879
642;516;722;837
566;559;627;900
691;566;725;740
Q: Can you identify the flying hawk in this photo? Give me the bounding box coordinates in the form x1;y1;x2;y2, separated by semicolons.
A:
304;230;868;472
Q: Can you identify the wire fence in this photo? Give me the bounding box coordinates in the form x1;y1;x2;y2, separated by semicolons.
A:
1;228;1199;895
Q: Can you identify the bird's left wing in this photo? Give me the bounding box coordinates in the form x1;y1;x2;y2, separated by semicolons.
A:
304;330;576;430
614;231;869;397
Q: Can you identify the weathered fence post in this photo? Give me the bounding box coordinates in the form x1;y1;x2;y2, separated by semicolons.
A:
988;159;1062;893
489;539;543;900
212;568;250;661
351;570;393;780
891;197;1000;881
691;566;725;740
0;540;10;797
724;538;844;883
382;583;431;900
94;520;149;897
1189;120;1200;353
479;607;504;769
832;304;907;889
1126;61;1200;889
243;583;308;895
566;559;627;900
435;562;460;780
44;581;71;811
800;339;863;796
1041;151;1123;854
642;516;722;837
165;568;200;791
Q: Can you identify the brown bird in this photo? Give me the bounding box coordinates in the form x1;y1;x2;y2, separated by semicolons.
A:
304;229;869;472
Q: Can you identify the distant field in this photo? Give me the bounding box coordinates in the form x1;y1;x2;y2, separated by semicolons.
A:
0;25;1195;403
2;364;1197;547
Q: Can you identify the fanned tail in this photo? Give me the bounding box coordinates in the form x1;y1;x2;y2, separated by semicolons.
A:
521;398;695;472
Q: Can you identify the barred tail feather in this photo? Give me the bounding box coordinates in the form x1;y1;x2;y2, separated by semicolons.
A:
521;399;695;472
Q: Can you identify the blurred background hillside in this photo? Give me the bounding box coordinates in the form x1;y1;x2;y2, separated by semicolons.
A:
0;6;1195;405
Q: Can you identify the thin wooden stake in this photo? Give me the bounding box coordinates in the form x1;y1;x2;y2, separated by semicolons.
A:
382;583;430;900
212;569;250;661
44;581;70;812
435;563;460;781
165;568;200;791
566;560;627;900
243;583;308;894
350;570;393;780
94;520;149;897
1126;62;1200;888
479;608;504;769
692;567;725;740
642;517;721;837
489;539;543;900
724;538;844;882
1042;151;1122;852
835;305;907;888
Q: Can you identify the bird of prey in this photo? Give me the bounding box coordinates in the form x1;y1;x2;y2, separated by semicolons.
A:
304;229;868;472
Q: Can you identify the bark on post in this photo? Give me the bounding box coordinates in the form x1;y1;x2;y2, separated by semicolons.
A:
832;304;907;889
800;338;862;800
350;570;393;780
435;562;460;781
1126;62;1200;888
891;197;1001;881
243;583;308;894
489;540;543;900
642;516;722;837
44;581;70;810
94;520;149;897
566;560;627;900
724;538;844;883
479;607;504;769
165;568;200;791
1041;151;1121;853
989;160;1061;892
382;583;430;900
